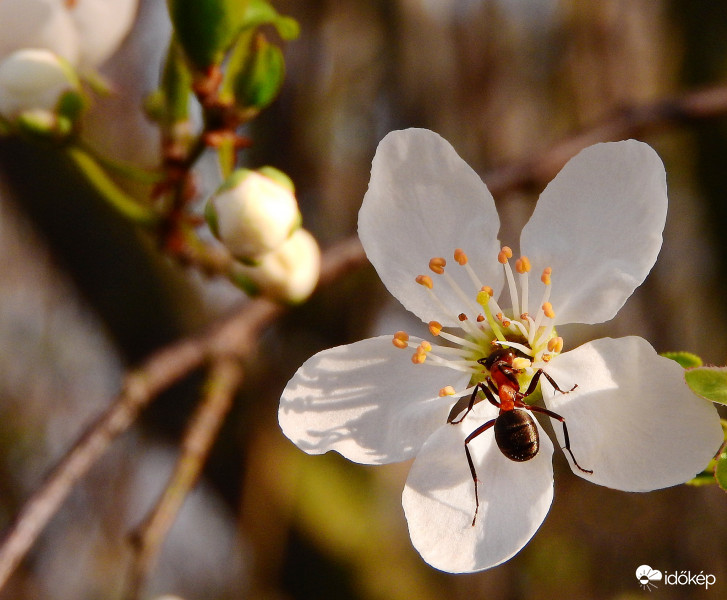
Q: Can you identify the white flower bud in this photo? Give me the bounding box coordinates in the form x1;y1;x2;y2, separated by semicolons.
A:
206;168;301;261
233;229;321;303
0;48;78;120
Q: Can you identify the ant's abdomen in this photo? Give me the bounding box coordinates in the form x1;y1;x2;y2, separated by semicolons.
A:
494;410;539;462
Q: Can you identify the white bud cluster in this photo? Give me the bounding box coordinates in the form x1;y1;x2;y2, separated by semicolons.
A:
206;168;320;303
0;0;138;124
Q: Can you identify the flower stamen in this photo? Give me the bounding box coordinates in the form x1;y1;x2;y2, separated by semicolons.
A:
454;248;484;290
499;246;520;318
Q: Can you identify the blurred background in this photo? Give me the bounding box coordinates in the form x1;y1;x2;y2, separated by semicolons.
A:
2;0;727;598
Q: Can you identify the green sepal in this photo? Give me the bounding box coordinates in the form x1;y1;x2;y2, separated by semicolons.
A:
167;0;250;70
15;111;60;138
204;196;220;238
56;89;85;125
229;263;260;296
685;366;727;405
661;350;703;369
217;168;252;192
257;166;294;192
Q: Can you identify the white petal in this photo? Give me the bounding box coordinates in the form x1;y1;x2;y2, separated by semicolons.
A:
359;129;503;325
520;140;667;325
69;0;139;68
541;336;722;491
402;402;554;573
278;336;468;464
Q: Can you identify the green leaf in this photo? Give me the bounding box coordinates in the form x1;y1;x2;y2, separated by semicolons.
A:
685;366;727;405
167;0;250;70
661;350;703;368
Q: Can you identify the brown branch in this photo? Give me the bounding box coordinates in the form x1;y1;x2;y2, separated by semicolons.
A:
1;83;727;592
485;84;727;197
0;236;365;593
125;356;244;600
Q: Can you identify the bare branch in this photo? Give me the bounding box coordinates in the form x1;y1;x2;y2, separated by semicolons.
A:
124;356;244;600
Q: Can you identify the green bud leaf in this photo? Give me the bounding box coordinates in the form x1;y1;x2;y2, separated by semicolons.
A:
152;39;192;125
167;0;250;70
231;32;285;112
685;366;727;405
661;351;703;369
714;444;727;492
243;0;300;40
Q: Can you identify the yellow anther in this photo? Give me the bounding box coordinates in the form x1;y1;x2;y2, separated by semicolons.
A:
392;330;409;349
541;267;552;285
481;286;494;296
458;313;468;322
542;302;555;319
498;246;513;264
541;353;553;362
428;321;442;336
476;314;485;322
515;256;531;274
439;385;456;397
419;341;432;352
520;312;530;320
547;336;564;354
454;248;468;265
412;351;426;364
512;357;532;370
416;274;433;289
429;257;447;274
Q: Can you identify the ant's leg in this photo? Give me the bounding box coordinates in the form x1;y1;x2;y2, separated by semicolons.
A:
528;405;593;474
449;381;501;424
538;369;578;394
464;418;497;526
518;369;577;401
448;382;483;424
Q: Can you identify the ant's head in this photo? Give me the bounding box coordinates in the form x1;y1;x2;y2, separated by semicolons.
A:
478;347;516;370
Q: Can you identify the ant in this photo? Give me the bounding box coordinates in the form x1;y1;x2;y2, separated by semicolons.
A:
447;347;592;526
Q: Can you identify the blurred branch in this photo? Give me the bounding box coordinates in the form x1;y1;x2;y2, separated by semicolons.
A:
0;235;365;593
2;82;727;592
125;356;244;600
486;83;727;196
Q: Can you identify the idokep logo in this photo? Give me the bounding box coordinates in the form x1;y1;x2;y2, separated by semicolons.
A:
636;565;662;591
636;564;717;591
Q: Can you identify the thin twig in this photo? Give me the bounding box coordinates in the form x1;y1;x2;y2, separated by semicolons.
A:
1;83;727;592
125;356;244;600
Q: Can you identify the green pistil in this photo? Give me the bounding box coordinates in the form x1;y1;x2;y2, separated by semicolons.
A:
476;290;506;343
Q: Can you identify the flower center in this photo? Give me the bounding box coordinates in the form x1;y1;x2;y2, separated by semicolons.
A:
392;246;565;398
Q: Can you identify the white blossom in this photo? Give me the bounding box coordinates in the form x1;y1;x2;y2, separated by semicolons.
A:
279;129;722;573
